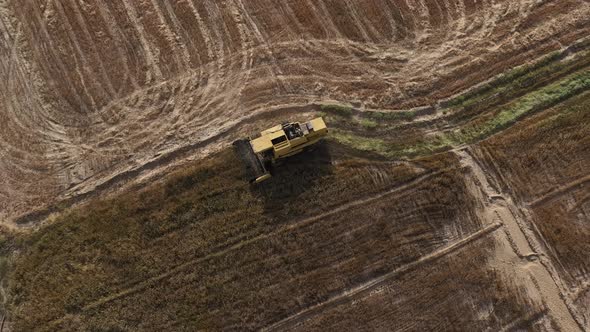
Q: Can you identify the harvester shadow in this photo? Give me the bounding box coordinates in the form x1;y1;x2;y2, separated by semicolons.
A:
250;140;334;220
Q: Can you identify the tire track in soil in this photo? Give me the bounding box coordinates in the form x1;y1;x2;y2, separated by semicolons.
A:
93;3;140;90
147;0;190;71
15;44;590;229
262;222;503;332
456;148;584;331
120;1;163;82
528;174;590;208
12;103;323;228
67;0;117;97
186;0;214;62
5;1;590;227
234;0;289;93
24;1;87;109
13;52;588;229
499;310;549;332
572;282;590;302
45;169;442;328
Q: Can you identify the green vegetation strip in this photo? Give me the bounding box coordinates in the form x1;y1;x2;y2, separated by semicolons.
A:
366;110;417;122
320;104;353;116
331;69;590;158
323;45;590;127
444;51;564;109
444;41;590;111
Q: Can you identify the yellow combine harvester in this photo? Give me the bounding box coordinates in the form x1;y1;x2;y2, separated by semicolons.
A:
233;117;328;183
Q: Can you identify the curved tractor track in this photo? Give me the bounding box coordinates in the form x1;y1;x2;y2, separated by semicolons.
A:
1;0;590;225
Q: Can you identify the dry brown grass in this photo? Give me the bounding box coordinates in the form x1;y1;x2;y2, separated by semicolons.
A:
474;91;590;201
291;238;546;331
7;142;439;330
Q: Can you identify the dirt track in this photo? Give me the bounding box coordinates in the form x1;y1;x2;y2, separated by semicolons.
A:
1;0;590;225
457;148;582;332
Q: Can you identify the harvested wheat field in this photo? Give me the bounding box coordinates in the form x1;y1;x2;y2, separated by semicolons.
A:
0;0;589;331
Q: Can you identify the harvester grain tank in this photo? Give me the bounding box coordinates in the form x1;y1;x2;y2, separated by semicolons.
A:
233;117;328;183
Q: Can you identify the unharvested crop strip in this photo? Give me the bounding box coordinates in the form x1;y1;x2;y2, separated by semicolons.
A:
528;174;590;207
499;310;548;332
46;170;442;327
262;222;503;331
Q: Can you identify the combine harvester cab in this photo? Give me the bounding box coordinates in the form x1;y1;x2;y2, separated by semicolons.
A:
233;117;328;183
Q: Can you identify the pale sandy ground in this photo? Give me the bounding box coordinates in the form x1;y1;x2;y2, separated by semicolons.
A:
457;149;584;331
